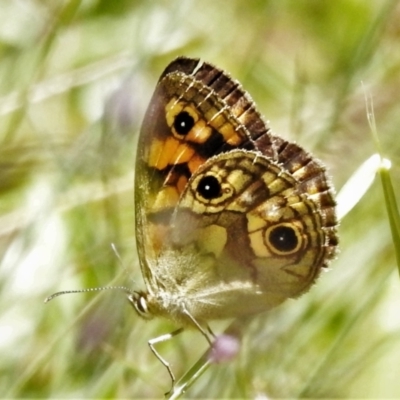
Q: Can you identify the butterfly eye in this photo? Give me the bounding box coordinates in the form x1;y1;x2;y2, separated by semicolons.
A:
266;223;302;255
196;175;222;199
173;111;195;135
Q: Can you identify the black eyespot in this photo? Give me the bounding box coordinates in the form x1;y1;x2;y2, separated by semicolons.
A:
173;111;195;135
197;175;221;199
269;225;299;253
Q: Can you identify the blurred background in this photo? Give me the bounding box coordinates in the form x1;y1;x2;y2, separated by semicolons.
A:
1;0;400;398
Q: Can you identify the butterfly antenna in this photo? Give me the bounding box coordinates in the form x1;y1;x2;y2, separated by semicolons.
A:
44;285;134;303
45;243;137;304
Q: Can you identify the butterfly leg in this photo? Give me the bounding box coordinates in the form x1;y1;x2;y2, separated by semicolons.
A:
148;327;184;394
206;324;216;338
181;305;214;346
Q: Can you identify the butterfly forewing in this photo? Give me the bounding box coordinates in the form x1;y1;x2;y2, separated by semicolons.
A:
135;58;271;289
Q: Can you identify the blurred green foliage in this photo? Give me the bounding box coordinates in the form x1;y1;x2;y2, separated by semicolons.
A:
1;0;400;398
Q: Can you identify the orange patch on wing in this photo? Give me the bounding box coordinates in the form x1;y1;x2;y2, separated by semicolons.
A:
209;112;227;130
186;119;212;144
188;154;206;173
219;122;243;146
148;137;180;170
163;136;181;159
170;143;195;164
177;175;188;194
148;138;165;169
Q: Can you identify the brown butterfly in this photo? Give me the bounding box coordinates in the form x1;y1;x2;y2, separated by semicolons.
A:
131;57;337;389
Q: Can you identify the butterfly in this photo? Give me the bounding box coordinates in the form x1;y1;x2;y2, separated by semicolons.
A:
130;56;338;389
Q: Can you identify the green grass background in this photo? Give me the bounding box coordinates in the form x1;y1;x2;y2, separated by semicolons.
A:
1;0;400;398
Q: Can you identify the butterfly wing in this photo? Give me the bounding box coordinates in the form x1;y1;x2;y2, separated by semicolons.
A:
135;57;338;323
135;57;275;292
159;150;337;321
